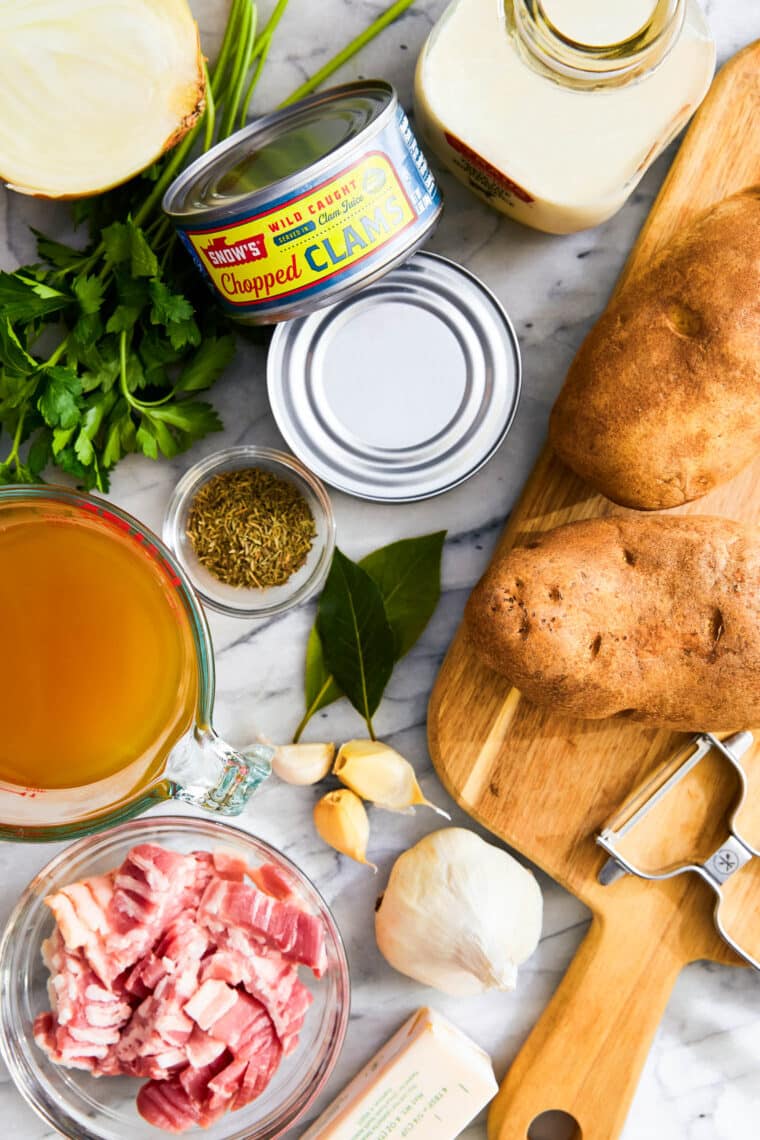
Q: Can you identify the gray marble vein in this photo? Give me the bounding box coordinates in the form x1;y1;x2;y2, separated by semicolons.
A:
1;1;759;1138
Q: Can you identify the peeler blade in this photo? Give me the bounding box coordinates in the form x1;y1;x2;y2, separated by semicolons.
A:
597;732;755;886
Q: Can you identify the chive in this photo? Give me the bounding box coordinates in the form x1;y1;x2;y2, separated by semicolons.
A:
211;0;247;98
279;0;416;107
218;1;258;139
240;0;292;126
203;64;217;152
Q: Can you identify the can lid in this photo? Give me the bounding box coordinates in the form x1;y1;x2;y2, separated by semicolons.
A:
266;252;521;501
163;81;395;222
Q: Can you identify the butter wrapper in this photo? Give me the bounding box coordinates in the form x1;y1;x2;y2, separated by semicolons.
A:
301;1006;497;1139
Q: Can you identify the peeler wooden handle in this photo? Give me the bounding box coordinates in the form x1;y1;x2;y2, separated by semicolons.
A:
488;902;685;1140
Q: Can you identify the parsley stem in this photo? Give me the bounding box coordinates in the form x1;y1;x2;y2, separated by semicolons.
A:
7;410;26;470
118;330;132;407
117;328;179;410
133;122;202;230
45;338;68;368
279;0;416;108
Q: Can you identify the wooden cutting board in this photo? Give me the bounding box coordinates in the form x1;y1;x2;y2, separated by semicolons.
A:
427;41;760;1140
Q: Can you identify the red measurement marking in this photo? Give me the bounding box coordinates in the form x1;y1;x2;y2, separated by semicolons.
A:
78;502;183;589
2;786;46;798
100;509;131;532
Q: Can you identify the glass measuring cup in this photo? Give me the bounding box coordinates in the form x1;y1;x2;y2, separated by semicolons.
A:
0;485;272;841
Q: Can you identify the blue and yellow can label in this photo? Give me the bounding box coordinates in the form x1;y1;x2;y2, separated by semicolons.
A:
175;106;441;321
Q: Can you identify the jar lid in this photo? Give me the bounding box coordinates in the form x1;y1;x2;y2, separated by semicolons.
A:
266;252;521;501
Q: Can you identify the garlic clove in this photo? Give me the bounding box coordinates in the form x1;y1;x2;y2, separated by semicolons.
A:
313;789;376;870
375;827;542;996
334;740;449;817
272;742;335;786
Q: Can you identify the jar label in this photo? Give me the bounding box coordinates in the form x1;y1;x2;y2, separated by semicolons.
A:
181;152;419;311
443;131;534;205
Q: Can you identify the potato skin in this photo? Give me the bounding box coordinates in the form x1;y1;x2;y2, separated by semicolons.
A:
549;190;760;509
465;516;760;732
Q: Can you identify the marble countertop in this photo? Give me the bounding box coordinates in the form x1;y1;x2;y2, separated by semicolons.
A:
2;2;760;1137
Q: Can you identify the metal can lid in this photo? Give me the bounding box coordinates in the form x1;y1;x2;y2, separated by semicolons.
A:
163;81;395;223
267;252;521;502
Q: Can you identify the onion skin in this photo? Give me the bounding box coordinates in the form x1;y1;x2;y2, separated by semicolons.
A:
0;1;207;200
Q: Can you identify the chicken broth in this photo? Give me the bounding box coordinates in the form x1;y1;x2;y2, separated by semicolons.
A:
0;500;198;790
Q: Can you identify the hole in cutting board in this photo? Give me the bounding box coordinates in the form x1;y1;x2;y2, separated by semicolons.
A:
528;1109;581;1140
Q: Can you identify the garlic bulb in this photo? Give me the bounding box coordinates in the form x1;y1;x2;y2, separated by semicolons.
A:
334;740;449;817
273;743;335;786
375;828;542;996
0;0;205;198
314;789;376;870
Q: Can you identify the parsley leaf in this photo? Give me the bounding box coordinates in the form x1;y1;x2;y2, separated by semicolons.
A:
144;400;223;442
102;221;132;266
0;317;37;373
167;316;201;350
175;335;236;392
0;272;71;322
32;230;85;270
37;367;82;430
73;274;106;315
129;224;159;278
149;280;194;327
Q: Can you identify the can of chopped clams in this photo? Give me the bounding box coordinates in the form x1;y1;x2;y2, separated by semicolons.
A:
162;81;442;324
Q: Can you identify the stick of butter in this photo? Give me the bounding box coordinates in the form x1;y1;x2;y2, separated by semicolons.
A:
301;1007;497;1139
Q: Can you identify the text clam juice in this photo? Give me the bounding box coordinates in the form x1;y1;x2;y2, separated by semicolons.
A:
414;0;714;233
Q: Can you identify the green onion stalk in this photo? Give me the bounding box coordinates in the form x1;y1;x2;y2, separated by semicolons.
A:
136;0;417;258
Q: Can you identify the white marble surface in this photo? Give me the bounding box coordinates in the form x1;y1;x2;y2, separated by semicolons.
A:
2;2;760;1138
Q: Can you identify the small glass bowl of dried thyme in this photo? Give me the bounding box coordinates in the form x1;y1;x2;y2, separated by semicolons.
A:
163;446;336;617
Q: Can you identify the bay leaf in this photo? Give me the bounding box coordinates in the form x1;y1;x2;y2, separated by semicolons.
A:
292;627;343;741
316;547;395;732
361;530;446;658
293;532;446;740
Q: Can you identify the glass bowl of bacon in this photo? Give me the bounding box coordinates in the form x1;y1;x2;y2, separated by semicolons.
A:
0;815;350;1139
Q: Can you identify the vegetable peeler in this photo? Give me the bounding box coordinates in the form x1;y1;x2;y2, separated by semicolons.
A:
597;731;760;970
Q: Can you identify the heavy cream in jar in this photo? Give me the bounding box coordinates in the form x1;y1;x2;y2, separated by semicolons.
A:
415;0;715;233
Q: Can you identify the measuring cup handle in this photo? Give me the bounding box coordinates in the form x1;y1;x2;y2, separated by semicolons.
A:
164;729;272;814
487;904;685;1140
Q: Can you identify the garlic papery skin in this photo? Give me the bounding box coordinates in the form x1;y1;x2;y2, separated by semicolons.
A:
272;743;335;786
334;740;449;817
314;789;376;870
375;828;542;996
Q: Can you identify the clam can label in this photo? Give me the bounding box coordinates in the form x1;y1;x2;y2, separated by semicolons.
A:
167;91;441;323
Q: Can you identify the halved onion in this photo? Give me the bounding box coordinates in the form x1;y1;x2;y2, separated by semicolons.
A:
0;0;205;198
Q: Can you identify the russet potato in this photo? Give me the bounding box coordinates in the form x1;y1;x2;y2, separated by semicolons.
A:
465;516;760;732
550;189;760;509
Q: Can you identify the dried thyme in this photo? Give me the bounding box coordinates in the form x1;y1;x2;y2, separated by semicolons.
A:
186;467;316;588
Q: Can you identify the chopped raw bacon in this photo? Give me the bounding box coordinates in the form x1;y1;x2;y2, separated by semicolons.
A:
35;845;326;1133
199;878;327;975
184;979;239;1032
211;848;250;881
250;862;294;901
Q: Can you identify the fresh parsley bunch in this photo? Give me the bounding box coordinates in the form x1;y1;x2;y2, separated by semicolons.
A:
0;216;234;491
0;0;416;491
